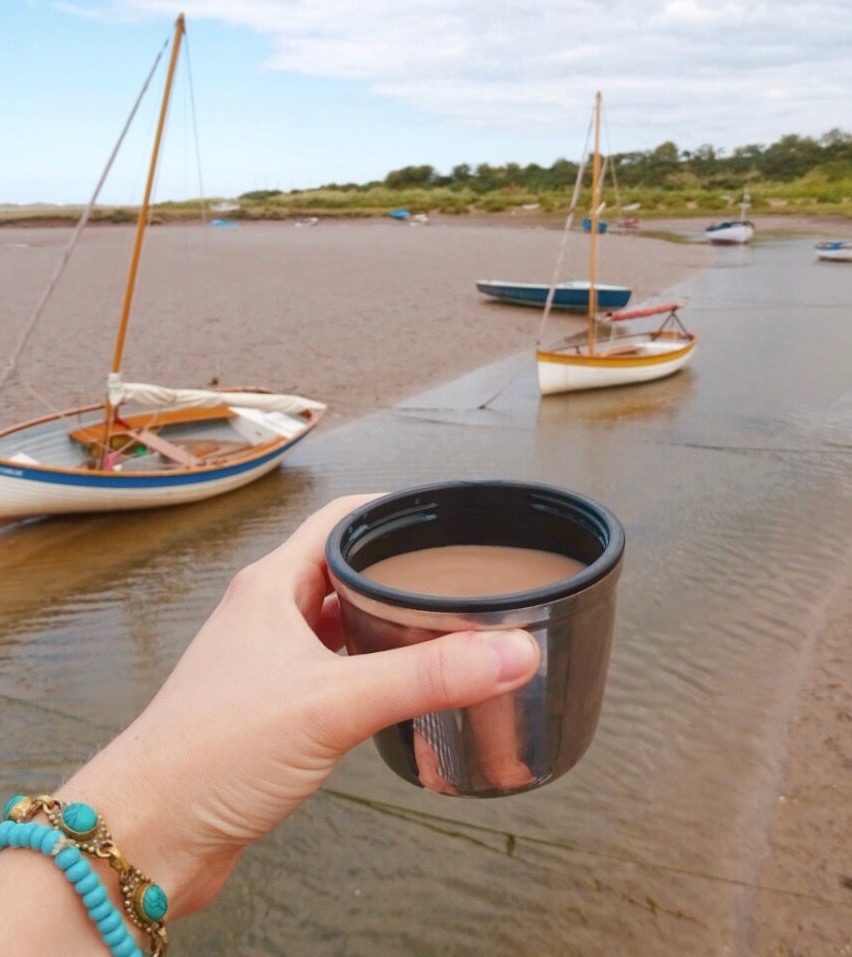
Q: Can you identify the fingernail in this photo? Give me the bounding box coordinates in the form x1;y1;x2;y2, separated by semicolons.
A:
485;630;538;683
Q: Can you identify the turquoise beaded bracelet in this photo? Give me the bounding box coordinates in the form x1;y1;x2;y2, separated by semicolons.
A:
0;818;143;957
2;795;168;956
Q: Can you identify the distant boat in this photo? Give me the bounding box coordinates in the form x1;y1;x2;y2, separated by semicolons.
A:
705;220;755;244
0;15;325;523
536;92;697;395
476;114;632;313
389;209;409;221
815;239;852;262
705;192;754;244
476;279;631;311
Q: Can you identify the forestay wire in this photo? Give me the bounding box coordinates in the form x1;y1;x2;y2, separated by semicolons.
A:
182;33;207;220
535;107;595;347
0;35;170;393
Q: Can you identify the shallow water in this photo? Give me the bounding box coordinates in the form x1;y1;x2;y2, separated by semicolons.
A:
2;234;851;955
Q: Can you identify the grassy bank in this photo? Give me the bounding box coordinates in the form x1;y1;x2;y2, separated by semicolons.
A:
3;177;852;228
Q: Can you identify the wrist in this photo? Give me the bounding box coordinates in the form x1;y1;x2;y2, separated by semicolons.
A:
57;726;241;921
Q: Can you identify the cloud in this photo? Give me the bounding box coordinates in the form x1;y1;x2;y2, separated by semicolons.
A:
63;0;852;152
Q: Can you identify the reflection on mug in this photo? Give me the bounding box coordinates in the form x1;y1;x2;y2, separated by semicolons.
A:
466;694;535;791
412;693;534;794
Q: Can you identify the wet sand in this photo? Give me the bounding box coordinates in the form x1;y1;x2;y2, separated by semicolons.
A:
5;212;849;433
1;216;851;953
0;215;713;430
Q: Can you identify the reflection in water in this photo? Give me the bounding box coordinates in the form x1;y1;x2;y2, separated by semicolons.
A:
0;466;321;625
2;237;851;955
537;366;695;428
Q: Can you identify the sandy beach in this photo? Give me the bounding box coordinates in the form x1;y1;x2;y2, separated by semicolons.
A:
1;214;850;954
5;211;850;435
2;214;713;430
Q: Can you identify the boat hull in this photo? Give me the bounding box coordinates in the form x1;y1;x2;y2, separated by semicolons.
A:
705;220;754;245
815;241;852;262
0;399;322;520
536;332;696;395
477;280;632;311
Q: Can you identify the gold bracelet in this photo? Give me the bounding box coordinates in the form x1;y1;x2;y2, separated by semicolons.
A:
4;794;169;956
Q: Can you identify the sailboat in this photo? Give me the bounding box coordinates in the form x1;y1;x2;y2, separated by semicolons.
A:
705;191;755;245
815;239;852;262
536;92;697;396
0;15;325;522
477;99;632;315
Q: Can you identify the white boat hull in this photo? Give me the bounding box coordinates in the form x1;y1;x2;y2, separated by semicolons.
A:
0;398;322;521
0;447;293;518
537;333;696;395
705;220;754;245
815;241;852;262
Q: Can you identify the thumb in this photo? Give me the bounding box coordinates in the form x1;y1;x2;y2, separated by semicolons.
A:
331;629;540;749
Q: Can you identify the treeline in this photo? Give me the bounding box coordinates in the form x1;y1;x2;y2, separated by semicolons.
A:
383;130;852;193
240;128;852;200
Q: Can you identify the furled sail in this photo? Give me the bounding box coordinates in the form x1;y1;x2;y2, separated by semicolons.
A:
107;375;327;414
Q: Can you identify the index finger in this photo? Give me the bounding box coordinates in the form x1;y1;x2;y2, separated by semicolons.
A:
251;493;384;590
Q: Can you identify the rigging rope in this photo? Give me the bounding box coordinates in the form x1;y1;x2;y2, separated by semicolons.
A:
183;34;207;221
0;36;170;394
535;107;595;346
601;110;624;219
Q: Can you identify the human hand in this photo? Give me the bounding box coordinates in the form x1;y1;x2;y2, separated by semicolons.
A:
59;495;541;919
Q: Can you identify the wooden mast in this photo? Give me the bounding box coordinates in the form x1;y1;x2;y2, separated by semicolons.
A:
101;14;186;462
587;91;602;355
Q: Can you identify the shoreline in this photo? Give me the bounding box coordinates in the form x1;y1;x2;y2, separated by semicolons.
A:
3;206;852;237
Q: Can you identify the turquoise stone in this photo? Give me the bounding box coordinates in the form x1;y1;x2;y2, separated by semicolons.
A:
140;883;168;921
2;795;25;820
62;802;98;837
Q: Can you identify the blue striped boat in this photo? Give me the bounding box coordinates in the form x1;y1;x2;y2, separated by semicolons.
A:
476;279;632;311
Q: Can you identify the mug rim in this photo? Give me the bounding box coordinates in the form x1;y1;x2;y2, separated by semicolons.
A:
325;480;626;614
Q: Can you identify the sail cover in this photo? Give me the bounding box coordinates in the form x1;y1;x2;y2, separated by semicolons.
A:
108;377;326;414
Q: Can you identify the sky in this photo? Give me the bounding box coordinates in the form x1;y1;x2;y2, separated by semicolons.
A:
3;0;852;206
